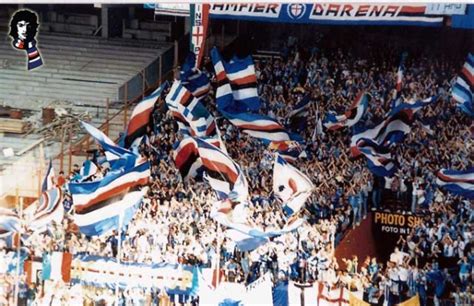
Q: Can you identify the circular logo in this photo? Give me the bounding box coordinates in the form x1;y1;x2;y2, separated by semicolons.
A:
287;4;306;20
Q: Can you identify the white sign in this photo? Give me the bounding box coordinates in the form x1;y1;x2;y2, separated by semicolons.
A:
425;3;466;15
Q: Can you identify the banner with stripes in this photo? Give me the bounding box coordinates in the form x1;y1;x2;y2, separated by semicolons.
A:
436;168;474;199
180;53;211;100
123;82;169;148
323;92;370;131
452;53;474;117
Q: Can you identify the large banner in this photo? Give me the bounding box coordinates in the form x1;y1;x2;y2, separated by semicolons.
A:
70;255;199;296
146;3;469;27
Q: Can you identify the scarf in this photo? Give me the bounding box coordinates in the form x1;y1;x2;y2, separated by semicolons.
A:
13;38;43;70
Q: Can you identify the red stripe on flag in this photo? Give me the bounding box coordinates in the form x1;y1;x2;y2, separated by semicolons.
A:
74;176;149;211
461;66;474;86
201;157;238;183
127;108;154;136
230;75;257;86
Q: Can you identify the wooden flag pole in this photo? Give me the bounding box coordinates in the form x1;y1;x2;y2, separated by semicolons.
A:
13;194;23;306
115;211;123;305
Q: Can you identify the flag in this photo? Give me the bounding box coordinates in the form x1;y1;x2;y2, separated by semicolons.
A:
180;53;210;99
28;187;64;232
396;52;407;93
0;208;20;238
166;80;217;137
359;146;397;177
69;157;149;236
452;53;474;117
73;190;145;236
81;121;136;170
42;252;72;282
225;229;269;252
269;141;305;163
436;168;474;199
79;160;99;182
220;108;293;142
24;259;43;285
211;47;260;112
190;4;210;68
273;154;314;217
42;160;55;192
323;92;370;131
173;137;203;181
350;96;437;157
397;295;420;306
124;81;168;148
288;94;312;131
195;137;248;202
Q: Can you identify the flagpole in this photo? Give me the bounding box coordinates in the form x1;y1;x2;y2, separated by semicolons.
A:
115;211;123;306
14;195;23;306
214;223;221;289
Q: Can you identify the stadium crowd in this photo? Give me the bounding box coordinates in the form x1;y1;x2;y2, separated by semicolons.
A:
1;34;473;306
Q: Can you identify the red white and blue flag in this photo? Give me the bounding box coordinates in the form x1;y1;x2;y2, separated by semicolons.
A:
436;168;474;199
42;160;55;192
211;47;260;112
180;53;210;100
29;187;64;232
452;53;474;117
69;157;149;236
323;92;370;131
124;82;169;148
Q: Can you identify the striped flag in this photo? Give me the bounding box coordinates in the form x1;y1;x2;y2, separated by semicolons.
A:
0;208;20;238
288;94;312;131
81;121;136;170
180;53;210;100
268;141;305;163
42;160;55;192
124;82;169;148
452;53;474;117
166;80;217;137
28;187;64;232
359;146;397;177
42;252;72;282
351;96;437;157
436;168;474;199
220;109;293;142
273;154;313;218
211;47;260;112
79;160;99;182
323;92;370;131
396;53;408;93
69;159;149;236
173;137;202;181
195;137;248;202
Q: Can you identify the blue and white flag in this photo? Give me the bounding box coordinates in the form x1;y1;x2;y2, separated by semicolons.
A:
273;154;313;218
79;160;99;182
42;160;55;192
351;96;437;157
211;47;260;112
324;92;370;131
166;80;217;137
0;208;20;238
180;53;211;100
359;147;397;177
69;158;150;236
29;187;64;232
436;168;474;199
81;121;136;170
452;53;474;117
